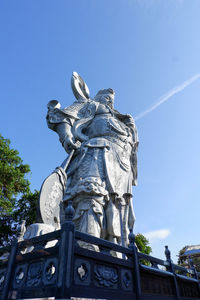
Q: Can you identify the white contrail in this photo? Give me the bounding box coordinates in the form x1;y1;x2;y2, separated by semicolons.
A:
134;73;200;121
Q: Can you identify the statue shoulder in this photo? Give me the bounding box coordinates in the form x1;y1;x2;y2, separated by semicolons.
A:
46;99;98;131
62;100;88;119
64;99;97;119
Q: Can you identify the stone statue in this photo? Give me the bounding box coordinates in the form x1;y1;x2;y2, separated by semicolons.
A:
46;72;138;247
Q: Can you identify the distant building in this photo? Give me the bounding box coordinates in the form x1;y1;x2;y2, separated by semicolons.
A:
180;245;200;270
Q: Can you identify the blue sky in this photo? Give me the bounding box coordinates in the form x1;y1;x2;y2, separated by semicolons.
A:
1;0;200;262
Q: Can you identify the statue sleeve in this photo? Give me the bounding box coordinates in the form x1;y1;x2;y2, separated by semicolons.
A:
46;105;78;151
46;100;91;151
47;104;72;127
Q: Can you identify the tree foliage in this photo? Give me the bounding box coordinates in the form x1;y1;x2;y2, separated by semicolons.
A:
134;233;152;266
135;233;152;255
0;190;39;246
0;134;38;246
0;134;30;215
14;190;39;226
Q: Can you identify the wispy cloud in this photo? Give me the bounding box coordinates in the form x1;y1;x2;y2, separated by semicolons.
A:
135;73;200;121
144;229;171;242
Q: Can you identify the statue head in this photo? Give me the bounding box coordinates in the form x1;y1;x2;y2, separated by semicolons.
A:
94;88;115;109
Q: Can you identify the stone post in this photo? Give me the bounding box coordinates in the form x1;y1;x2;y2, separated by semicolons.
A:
55;201;75;300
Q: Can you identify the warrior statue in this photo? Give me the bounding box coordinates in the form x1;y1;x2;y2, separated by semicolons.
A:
45;72;138;247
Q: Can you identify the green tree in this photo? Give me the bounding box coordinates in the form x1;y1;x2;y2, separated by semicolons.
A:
135;233;152;255
0;134;30;215
135;233;152;266
0;134;38;246
14;190;39;226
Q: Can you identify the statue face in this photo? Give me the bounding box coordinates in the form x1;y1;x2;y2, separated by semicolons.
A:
94;88;115;108
98;94;114;109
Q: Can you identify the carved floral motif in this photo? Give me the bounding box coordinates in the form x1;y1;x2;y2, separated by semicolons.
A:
95;265;118;287
27;262;42;287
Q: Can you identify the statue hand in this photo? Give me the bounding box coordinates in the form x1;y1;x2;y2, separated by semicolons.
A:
63;136;79;153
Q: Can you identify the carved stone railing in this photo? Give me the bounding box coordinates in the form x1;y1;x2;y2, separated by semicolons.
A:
0;220;200;300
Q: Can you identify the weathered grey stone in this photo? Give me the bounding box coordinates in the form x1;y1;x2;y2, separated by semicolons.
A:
38;168;66;228
46;72;138;247
23;223;57;252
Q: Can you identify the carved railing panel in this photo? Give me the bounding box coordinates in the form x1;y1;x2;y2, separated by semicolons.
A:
72;231;136;300
0;223;200;300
